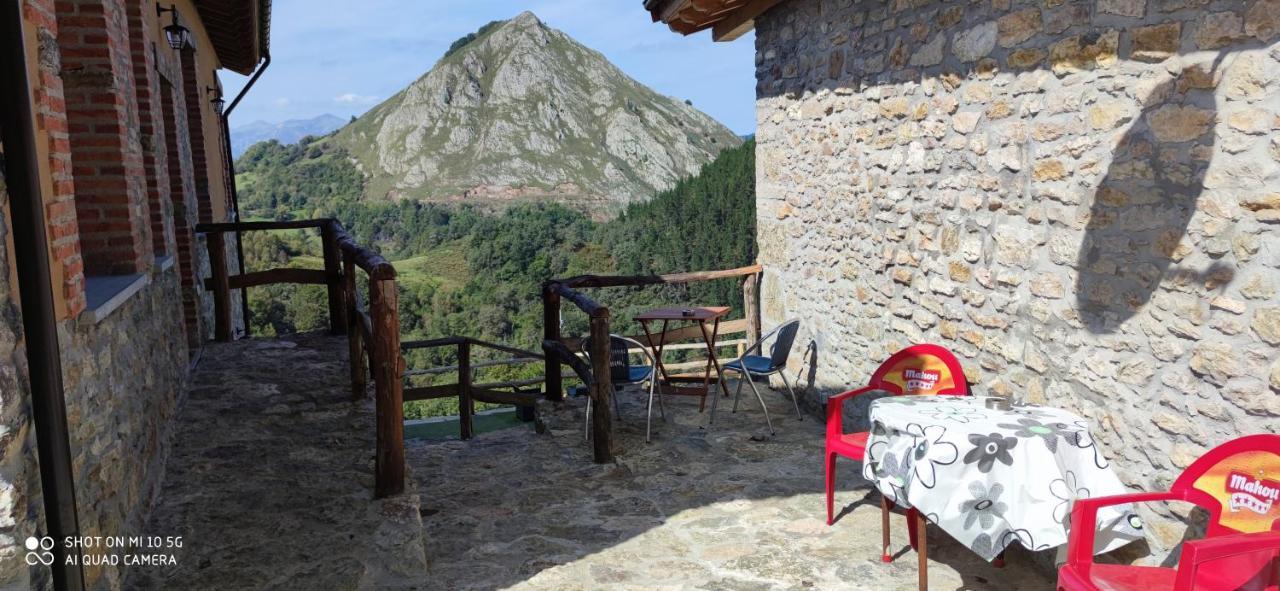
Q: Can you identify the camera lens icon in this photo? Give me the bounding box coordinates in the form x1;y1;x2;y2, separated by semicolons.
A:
24;536;54;566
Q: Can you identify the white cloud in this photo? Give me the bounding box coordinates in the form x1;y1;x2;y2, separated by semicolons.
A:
334;93;379;105
273;97;291;107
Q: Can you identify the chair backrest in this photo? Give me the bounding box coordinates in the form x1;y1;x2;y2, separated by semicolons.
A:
1173;434;1280;536
866;344;969;397
582;335;652;384
767;320;801;369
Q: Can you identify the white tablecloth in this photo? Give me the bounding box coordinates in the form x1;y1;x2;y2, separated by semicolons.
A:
861;396;1144;561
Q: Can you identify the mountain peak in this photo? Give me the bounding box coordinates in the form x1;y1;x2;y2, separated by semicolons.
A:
330;15;741;215
509;11;542;26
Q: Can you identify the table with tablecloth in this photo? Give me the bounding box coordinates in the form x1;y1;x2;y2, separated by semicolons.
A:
861;395;1145;560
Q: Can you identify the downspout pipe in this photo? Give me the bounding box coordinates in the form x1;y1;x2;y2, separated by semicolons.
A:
220;51;269;337
0;2;86;590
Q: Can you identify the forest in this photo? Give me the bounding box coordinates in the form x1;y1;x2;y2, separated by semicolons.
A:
233;136;756;417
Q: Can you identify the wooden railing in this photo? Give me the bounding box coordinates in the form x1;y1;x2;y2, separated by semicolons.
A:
541;263;764;463
196;219;405;498
400;336;544;440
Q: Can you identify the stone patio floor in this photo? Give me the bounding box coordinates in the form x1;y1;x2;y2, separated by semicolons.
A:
412;381;1059;590
127;333;1058;590
127;334;427;590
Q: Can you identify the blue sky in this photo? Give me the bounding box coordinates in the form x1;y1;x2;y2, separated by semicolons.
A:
221;0;758;135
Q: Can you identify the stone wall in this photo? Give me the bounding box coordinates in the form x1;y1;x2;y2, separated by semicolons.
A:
754;0;1280;560
58;271;188;589
0;150;51;590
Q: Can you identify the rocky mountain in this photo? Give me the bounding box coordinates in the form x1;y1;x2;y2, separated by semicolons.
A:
230;114;346;156
327;12;741;214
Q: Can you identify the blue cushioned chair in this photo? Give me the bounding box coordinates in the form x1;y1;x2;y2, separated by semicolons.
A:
710;319;802;434
582;334;665;442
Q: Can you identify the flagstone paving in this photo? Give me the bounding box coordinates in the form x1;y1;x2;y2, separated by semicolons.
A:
411;383;1058;590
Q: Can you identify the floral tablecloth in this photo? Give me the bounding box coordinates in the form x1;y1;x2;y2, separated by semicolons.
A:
861;396;1145;561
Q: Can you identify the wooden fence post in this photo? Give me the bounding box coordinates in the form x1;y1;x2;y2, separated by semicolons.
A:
587;310;614;463
343;254;366;399
458;339;473;440
371;278;404;498
542;282;563;401
208;231;232;342
321;221;346;335
744;271;762;344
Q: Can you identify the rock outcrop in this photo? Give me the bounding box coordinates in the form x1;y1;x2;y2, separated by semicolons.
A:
331;12;741;214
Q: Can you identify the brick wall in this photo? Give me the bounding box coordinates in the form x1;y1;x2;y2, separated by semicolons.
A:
179;47;212;224
755;0;1280;564
25;0;85;315
56;0;152;276
125;0;172;256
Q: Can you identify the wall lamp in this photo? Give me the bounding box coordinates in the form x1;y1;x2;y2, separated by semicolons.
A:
207;86;224;113
156;4;190;50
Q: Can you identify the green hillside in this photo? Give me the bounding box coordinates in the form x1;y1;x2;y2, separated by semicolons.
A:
234;138;756;418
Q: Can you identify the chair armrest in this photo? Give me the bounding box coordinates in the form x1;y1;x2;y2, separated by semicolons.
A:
826;386;878;439
1066;491;1184;568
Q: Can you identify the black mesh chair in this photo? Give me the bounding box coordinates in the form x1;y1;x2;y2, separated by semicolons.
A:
582;334;664;442
710;319;802;435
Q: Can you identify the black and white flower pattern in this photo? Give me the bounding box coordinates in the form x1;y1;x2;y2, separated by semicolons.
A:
963;432;1018;473
1049;470;1090;525
905;423;958;488
997;417;1072;452
918;401;984;424
960;481;1008;531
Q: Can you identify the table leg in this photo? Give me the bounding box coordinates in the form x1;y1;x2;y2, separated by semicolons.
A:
697;318;731;413
881;496;892;563
641;319;674;386
917;510;928;591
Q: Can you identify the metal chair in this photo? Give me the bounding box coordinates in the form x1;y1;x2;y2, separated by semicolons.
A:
710;319;802;435
582;334;665;443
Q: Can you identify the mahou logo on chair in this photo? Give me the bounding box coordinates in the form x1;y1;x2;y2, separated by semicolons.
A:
1226;471;1279;515
901;369;940;393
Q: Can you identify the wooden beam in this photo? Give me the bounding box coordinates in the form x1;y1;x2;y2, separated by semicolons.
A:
202;267;327;291
371;278;404;498
712;0;783;41
551;282;607;317
458;340;473;440
558;264;763;289
321;222;346;335
208;232;232;342
587;314;614;463
470;387;539;407
543;339;594;387
403;384;458;401
543;282;563;401
195;218;330;233
400;336;467;350
561;318;749;351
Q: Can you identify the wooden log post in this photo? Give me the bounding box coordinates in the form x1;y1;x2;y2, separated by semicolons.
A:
587;310;614;463
744;271;762;344
458;339;474;440
371;278;404;498
321;221;346;335
208;231;232;342
542;282;563;401
343;254;366;399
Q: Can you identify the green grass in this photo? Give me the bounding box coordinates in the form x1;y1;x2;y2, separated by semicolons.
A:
393;239;470;289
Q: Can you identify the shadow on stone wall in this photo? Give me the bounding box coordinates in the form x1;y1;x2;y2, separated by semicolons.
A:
1074;55;1234;334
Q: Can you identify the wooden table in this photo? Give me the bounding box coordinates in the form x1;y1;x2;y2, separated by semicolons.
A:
634;306;733;412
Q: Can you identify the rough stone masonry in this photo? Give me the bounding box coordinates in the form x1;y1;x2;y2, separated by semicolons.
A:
754;0;1280;561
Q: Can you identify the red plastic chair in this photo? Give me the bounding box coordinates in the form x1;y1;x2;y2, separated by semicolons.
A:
824;344;970;562
1058;434;1280;591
